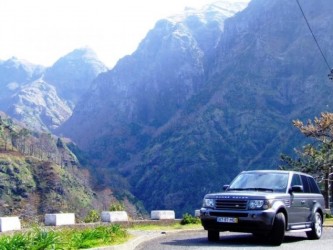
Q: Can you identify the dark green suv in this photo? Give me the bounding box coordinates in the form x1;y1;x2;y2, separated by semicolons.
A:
200;170;325;245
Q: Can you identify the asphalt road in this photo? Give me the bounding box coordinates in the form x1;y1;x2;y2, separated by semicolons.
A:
134;228;333;250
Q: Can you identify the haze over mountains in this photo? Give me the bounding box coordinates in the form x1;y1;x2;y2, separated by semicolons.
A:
0;48;107;131
1;0;333;216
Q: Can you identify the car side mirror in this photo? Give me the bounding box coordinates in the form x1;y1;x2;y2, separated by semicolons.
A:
223;185;229;191
289;185;303;193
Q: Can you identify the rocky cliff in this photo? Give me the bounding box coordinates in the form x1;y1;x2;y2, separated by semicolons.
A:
59;0;333;215
0;48;107;131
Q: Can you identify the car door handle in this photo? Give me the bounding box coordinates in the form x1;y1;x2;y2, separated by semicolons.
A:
301;200;306;204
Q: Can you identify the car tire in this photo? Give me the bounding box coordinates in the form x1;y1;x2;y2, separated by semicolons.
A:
306;211;323;240
269;212;285;246
208;230;219;241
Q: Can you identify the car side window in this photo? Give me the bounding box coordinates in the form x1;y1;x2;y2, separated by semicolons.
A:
307;176;321;194
291;174;302;186
300;175;310;193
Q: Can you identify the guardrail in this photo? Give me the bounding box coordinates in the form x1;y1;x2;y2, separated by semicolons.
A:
0;210;182;233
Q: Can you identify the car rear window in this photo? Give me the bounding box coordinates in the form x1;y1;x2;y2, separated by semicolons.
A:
307;176;321;194
300;175;310;193
300;175;321;194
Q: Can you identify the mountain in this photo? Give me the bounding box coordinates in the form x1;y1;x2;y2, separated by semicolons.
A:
0;112;96;219
44;48;108;108
0;111;144;220
58;0;332;216
128;0;333;215
7;79;72;131
0;48;107;131
58;1;248;160
57;1;252;213
0;57;44;106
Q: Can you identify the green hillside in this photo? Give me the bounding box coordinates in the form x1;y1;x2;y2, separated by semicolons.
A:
0;112;97;220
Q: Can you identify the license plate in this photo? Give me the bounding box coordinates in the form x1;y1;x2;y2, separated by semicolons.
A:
217;217;238;223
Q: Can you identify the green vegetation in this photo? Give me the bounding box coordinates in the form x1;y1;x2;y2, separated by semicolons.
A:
0;113;97;220
109;202;125;211
326;213;333;218
84;210;101;223
180;213;201;225
281;113;333;207
0;225;128;250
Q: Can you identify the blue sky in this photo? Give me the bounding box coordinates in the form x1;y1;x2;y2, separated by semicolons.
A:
0;0;250;67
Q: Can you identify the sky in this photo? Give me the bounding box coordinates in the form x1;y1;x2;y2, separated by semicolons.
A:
0;0;250;68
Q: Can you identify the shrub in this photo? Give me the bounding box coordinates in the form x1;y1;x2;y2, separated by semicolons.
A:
84;209;101;223
325;213;333;219
180;213;201;225
109;202;125;211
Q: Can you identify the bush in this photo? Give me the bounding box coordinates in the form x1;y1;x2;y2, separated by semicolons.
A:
180;213;201;225
325;213;333;219
109;202;125;211
84;210;101;223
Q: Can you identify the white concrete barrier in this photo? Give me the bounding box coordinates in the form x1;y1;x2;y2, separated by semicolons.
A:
0;217;21;232
101;211;129;222
45;213;75;226
151;210;175;220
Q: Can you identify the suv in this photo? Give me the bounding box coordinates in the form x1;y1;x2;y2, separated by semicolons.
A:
200;170;325;245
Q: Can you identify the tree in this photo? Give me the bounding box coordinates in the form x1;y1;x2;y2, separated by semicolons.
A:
281;112;333;208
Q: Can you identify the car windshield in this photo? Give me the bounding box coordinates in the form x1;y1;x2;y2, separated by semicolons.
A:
228;172;289;193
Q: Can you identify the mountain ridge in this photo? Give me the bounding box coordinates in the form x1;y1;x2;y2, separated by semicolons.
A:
59;0;333;216
0;48;107;132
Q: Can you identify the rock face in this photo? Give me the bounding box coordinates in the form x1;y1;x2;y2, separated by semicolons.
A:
0;57;44;107
44;48;108;108
8;79;72;131
0;48;107;131
59;0;333;216
128;0;333;215
59;1;246;161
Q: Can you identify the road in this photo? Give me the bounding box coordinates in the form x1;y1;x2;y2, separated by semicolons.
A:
134;227;333;250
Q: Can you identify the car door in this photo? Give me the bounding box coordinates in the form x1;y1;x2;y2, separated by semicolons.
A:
289;173;308;225
299;175;313;222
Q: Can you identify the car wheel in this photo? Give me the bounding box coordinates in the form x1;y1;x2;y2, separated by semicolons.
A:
306;211;323;240
269;212;285;246
208;230;219;241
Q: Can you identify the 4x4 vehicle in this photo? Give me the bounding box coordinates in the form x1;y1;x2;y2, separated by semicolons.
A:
200;170;325;245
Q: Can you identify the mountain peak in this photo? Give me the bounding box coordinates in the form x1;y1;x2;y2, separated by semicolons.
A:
44;48;108;107
51;47;102;65
60;47;99;61
166;0;249;24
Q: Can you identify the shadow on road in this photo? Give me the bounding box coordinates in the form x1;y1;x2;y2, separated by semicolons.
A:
161;232;307;247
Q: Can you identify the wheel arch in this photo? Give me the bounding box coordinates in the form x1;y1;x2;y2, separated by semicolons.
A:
275;207;288;229
312;204;324;222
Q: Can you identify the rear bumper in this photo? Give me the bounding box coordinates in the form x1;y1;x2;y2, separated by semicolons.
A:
200;208;275;233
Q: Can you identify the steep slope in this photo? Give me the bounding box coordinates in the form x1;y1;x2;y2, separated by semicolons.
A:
59;0;333;216
0;48;107;132
7;79;72;131
128;0;333;215
59;1;247;165
0;113;96;219
0;57;44;109
44;47;108;108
